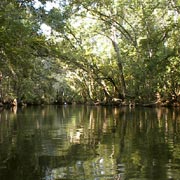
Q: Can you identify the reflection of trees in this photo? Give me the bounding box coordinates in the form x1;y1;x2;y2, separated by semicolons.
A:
0;109;17;153
0;106;180;179
115;107;180;179
37;106;123;179
69;106;111;145
36;106;180;179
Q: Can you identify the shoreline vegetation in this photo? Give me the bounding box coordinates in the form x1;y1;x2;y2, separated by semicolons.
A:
1;95;180;110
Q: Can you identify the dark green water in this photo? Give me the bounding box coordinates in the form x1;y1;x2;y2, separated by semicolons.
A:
0;105;180;180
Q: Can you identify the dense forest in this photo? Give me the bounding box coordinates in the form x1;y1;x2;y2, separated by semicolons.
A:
0;0;180;106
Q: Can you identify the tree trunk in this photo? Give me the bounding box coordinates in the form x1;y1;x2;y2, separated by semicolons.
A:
111;39;126;99
0;71;3;102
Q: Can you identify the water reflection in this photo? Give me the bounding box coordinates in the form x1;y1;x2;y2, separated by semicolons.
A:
0;105;180;180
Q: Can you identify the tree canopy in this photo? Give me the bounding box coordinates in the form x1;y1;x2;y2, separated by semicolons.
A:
0;0;180;106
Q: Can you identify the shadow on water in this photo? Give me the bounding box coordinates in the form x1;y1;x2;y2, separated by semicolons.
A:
0;105;180;180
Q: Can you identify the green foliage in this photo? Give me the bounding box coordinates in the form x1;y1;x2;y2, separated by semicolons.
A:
1;0;180;104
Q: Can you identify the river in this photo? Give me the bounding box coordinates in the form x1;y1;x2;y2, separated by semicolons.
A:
0;105;180;180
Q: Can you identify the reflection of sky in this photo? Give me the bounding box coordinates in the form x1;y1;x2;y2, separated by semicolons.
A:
50;157;120;180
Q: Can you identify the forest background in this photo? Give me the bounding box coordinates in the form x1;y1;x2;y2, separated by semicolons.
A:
0;0;180;106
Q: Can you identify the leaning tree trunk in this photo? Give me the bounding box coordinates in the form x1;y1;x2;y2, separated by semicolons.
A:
0;71;2;102
111;39;127;99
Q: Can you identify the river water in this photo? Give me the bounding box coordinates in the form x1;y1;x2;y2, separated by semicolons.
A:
0;105;180;180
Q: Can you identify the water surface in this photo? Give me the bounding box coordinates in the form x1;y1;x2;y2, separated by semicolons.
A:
0;105;180;180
